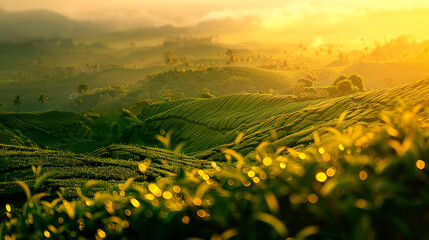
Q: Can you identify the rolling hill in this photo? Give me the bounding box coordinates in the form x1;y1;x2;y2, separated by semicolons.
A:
1;78;428;205
70;66;339;119
119;78;429;159
0;66;165;112
0;143;209;204
0;9;103;42
98;66;339;102
0;111;108;150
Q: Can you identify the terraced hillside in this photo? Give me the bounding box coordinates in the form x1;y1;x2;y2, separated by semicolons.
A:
0;111;109;150
0;144;208;203
2;78;429;205
77;66;339;119
121;94;322;151
120;66;339;100
120;78;429;159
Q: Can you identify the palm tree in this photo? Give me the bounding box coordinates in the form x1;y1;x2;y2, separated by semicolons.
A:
13;95;24;111
37;93;48;104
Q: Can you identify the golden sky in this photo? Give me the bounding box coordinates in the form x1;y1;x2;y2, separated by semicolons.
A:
2;0;429;45
2;0;429;25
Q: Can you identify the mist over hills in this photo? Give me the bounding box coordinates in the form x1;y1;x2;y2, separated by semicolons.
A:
0;9;104;42
1;3;429;238
3;7;429;47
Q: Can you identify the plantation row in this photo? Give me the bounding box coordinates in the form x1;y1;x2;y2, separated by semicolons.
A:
0;111;108;149
1;106;429;239
119;79;429;157
121;93;321;152
0;144;209;203
2;79;427;157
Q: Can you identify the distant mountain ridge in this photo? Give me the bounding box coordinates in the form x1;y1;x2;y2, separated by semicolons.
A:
0;9;104;42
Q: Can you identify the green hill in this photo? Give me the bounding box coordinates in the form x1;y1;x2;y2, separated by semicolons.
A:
0;9;103;42
119;78;429;159
104;66;338;102
71;66;338;119
0;66;165;112
2;92;429;240
121;94;321;152
0;111;108;150
132;66;300;97
0;66;335;113
0;143;208;203
1;78;429;205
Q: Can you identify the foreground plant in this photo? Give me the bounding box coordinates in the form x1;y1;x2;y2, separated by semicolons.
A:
1;106;429;240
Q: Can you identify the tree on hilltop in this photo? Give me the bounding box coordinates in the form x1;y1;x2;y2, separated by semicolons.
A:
224;49;235;64
332;73;365;94
78;84;89;94
297;78;314;88
38;93;48;104
349;74;365;91
336;80;354;95
296;74;318;88
163;50;179;69
179;56;194;69
333;75;348;86
199;88;215;98
160;89;186;102
13;95;24;110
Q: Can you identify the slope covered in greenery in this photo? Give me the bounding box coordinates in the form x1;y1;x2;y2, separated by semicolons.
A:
0;143;208;203
0;66;165;112
120;78;429;159
0;9;103;43
2;105;428;239
111;66;338;100
0;111;109;150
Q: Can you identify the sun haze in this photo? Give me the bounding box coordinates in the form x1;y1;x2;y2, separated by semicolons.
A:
2;0;429;44
1;0;429;239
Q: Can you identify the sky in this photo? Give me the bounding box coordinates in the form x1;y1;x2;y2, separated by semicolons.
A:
2;0;429;27
2;0;429;45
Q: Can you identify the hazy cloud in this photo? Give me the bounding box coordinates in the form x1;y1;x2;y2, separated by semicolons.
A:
2;0;429;45
2;0;429;28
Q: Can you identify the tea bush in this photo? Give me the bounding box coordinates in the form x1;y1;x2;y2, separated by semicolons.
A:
1;106;429;239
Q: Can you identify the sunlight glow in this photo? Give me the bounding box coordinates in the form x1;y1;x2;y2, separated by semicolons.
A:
315;172;328;182
359;171;368;181
263;157;272;166
2;0;429;43
416;160;425;169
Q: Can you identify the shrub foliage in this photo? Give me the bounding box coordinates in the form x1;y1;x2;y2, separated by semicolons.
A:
1;106;429;239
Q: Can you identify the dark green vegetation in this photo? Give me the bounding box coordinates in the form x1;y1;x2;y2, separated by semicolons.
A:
1;9;429;239
0;9;103;42
68;66;323;119
120;79;429;158
0;111;108;150
0;79;428;200
0;78;427;212
1;106;429;239
0;144;209;204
